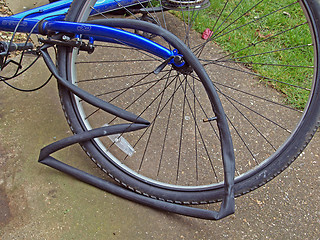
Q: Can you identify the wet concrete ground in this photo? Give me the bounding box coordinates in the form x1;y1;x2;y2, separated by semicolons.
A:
0;0;319;239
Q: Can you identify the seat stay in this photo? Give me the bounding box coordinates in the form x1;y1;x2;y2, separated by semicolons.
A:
9;0;149;21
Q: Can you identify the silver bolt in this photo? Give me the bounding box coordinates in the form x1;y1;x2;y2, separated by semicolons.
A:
62;35;70;41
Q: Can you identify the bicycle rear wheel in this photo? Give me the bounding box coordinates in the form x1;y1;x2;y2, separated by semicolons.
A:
58;0;320;203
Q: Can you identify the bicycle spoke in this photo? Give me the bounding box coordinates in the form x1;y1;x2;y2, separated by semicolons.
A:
196;0;244;57
157;72;177;176
76;59;158;64
192;1;299;55
83;70;168;121
205;61;311;91
192;77;199;181
214;22;308;62
226;113;259;165
77;71;159;83
63;0;316;188
94;44;163;62
215;60;313;69
218;44;313;62
212;81;302;113
177;75;219;181
138;70;174;171
130;73;183;162
105;69;179;155
94;78;169;98
216;85;277;152
191;74;296;132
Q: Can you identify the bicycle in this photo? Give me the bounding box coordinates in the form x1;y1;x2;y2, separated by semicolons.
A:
0;0;319;220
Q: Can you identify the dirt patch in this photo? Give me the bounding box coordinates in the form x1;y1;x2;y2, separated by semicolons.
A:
0;135;32;234
0;185;11;226
0;144;12;227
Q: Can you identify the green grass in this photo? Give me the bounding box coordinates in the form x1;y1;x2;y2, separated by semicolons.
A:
175;0;314;109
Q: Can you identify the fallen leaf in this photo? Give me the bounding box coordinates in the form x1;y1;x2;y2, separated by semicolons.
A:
256;29;272;39
202;28;213;40
283;11;291;17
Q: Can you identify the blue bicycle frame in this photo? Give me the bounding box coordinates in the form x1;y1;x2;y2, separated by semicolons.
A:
0;0;174;60
0;0;236;220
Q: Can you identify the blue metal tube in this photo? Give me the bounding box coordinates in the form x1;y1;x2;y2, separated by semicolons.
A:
11;0;148;21
24;9;68;21
11;0;72;19
43;20;173;59
0;16;173;60
0;0;172;59
0;17;42;33
90;0;148;15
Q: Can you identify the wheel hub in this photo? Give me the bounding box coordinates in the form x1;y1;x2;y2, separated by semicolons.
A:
172;55;193;74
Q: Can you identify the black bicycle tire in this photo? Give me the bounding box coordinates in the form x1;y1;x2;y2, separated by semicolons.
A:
57;0;320;203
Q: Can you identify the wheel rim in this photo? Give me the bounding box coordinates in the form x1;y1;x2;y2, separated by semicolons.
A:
69;23;234;189
66;0;318;192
